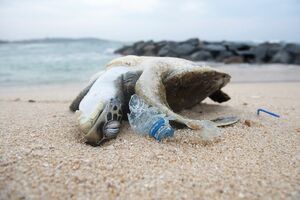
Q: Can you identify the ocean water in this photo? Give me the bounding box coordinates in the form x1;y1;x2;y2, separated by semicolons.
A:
0;39;300;87
0;39;123;86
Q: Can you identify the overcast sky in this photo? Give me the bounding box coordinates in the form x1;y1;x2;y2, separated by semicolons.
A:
0;0;299;42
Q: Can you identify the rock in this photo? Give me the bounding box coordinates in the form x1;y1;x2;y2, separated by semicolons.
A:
173;43;196;56
236;50;255;62
267;43;283;57
184;38;200;46
252;43;283;63
28;99;36;103
237;50;255;57
252;43;269;63
189;50;212;61
223;41;253;51
285;43;300;54
217;51;233;62
223;56;244;64
293;54;300;65
244;120;252;127
114;39;300;65
156;40;169;48
133;41;147;55
157;42;177;57
157;45;170;57
121;47;136;55
285;43;300;64
143;43;157;56
203;44;226;52
271;50;291;64
114;45;137;55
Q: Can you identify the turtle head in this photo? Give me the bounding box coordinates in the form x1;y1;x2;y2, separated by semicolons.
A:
84;98;123;146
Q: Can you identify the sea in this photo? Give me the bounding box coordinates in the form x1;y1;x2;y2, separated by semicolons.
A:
0;38;299;87
0;38;123;87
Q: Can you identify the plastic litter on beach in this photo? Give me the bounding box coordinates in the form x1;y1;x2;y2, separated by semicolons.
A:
257;108;280;118
128;94;174;141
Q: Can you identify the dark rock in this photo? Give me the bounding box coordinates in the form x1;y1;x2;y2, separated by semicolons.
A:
252;42;283;63
173;43;196;56
143;44;157;56
271;50;291;64
203;44;226;52
285;43;300;54
293;54;300;65
217;51;233;62
28;99;36;103
116;47;136;55
236;50;254;56
116;46;136;55
157;45;170;57
114;38;300;65
284;43;300;64
223;56;244;64
267;43;283;56
156;41;169;48
252;43;269;63
236;50;255;62
157;42;177;57
223;41;253;51
190;50;213;61
184;38;200;46
133;41;147;55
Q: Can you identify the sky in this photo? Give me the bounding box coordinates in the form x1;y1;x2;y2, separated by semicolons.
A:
0;0;300;42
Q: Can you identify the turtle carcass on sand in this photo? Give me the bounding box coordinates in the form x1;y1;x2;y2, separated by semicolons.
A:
70;56;239;145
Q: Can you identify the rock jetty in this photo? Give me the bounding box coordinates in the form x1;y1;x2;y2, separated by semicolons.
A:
115;38;300;65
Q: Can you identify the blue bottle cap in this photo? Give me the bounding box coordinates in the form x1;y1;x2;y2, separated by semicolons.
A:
149;118;174;141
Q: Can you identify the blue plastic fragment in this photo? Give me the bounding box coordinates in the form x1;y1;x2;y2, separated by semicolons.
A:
257;108;280;118
150;118;165;138
149;117;174;141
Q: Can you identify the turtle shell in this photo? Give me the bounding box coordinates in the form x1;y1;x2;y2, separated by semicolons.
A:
164;68;231;112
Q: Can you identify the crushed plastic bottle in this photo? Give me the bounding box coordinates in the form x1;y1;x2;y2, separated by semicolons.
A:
128;94;174;141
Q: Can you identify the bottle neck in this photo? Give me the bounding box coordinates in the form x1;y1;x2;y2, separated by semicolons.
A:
149;117;165;138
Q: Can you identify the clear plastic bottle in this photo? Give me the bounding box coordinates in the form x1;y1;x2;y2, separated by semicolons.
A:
128;94;174;141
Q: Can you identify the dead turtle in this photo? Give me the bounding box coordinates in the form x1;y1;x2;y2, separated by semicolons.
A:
70;56;238;145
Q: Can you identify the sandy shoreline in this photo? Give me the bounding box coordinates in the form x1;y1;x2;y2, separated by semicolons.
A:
0;82;299;199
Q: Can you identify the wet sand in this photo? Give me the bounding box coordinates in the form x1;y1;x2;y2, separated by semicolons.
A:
0;82;299;199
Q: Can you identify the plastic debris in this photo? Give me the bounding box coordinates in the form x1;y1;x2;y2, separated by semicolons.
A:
257;108;280;118
128;94;174;141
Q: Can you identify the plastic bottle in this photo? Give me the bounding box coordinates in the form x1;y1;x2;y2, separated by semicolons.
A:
128;94;174;141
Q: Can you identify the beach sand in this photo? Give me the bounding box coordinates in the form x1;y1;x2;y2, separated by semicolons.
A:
0;82;299;199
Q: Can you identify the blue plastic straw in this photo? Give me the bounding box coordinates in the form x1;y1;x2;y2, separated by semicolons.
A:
257;108;280;118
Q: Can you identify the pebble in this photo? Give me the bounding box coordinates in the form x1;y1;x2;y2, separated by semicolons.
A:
244;120;252;127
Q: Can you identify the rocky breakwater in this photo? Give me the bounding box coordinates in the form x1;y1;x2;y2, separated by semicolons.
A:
115;38;300;65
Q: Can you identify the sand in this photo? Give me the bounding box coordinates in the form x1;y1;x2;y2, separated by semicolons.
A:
0;82;299;199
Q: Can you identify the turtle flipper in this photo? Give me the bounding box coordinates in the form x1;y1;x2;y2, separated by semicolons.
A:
69;80;96;112
209;90;230;103
211;116;240;127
